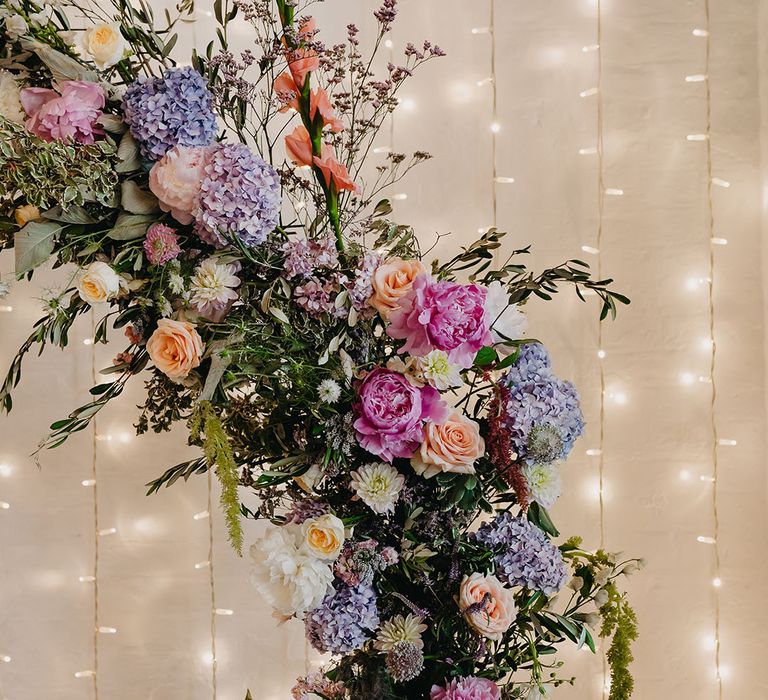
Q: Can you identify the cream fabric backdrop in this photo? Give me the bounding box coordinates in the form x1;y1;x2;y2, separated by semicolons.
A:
1;0;768;698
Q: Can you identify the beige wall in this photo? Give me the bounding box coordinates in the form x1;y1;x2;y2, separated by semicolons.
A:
1;0;767;698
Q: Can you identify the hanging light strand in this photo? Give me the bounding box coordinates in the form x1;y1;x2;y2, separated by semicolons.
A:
88;312;100;699
701;1;723;695
490;0;499;228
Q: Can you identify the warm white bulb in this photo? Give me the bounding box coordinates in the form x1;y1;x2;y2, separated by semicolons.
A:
82;338;94;346
471;27;491;35
586;448;602;457
81;479;96;487
399;97;416;112
392;193;408;201
700;475;715;483
476;77;493;87
0;501;10;510
718;438;737;446
97;626;117;634
75;670;96;679
712;577;722;587
581;245;600;255
582;44;600;52
697;535;716;544
0;655;10;663
579;87;599;98
686;134;708;141
712;177;731;188
0;463;12;478
79;575;96;583
605;187;624;196
679;470;692;481
692;28;710;37
98;527;117;537
373;146;392;154
711;237;728;246
685;74;708;82
679;372;695;386
195;560;211;570
597;349;606;359
384;39;393;49
214;608;234;616
193;510;210;521
490;122;501;133
579;146;598;155
494;176;515;184
95;434;113;442
0;305;12;313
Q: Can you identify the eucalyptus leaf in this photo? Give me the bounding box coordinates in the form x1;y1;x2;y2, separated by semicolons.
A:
116;131;141;173
14;221;63;274
121;181;160;214
108;213;155;240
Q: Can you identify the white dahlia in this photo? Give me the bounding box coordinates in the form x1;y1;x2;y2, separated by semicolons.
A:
189;257;240;321
0;70;24;123
249;523;333;618
349;462;405;515
522;462;563;509
374;613;428;652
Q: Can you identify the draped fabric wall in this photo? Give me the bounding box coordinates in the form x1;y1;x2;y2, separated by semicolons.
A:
1;1;767;698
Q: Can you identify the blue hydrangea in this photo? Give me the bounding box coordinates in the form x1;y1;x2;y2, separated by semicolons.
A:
474;512;568;595
122;66;217;160
195;143;281;248
305;582;380;654
500;343;584;463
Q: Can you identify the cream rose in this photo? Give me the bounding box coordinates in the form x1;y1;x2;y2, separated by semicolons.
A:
411;412;485;479
370;257;427;318
459;573;516;641
76;261;122;305
146;318;204;381
76;23;126;70
148;146;209;225
302;513;345;560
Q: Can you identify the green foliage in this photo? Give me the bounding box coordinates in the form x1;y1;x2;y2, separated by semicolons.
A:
0;117;119;216
599;583;639;700
193;401;243;555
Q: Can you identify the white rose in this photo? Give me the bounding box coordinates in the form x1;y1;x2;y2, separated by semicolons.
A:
76;261;122;305
249;523;333;617
484;280;527;355
302;513;345;560
72;22;127;70
0;71;24;123
3;13;27;40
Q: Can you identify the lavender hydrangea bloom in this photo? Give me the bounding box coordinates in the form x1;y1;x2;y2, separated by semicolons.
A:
500;343;584;463
195;143;281;248
122;66;217;160
474;513;568;595
305;582;380;654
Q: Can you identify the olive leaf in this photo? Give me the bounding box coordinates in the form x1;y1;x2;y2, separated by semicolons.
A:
108;213;156;240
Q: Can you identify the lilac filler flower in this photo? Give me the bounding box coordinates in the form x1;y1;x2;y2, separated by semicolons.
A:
474;513;568;596
143;223;181;265
305;582;380;654
122;66;217;160
500;343;584;463
194;143;281;248
353;367;449;462
387;275;493;369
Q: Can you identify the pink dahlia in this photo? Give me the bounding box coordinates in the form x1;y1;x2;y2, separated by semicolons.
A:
353;367;448;462
20;80;105;144
387;275;493;369
143;223;181;265
430;677;501;700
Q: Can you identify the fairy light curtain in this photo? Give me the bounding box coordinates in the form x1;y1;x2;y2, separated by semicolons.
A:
1;0;768;698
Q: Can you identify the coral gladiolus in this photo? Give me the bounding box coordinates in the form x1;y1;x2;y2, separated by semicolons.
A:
313;153;359;193
274;73;300;112
310;88;343;132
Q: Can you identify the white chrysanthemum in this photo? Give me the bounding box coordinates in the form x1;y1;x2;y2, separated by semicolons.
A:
485;280;527;354
189;258;240;317
522;462;562;509
417;350;463;390
168;271;185;295
0;70;24;123
374;614;428;652
350;462;405;515
249;523;333;618
318;379;341;404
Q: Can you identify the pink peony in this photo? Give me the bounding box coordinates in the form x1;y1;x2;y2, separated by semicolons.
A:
21;80;105;144
143;223;181;265
430;677;501;700
387;275;493;369
148;145;209;225
353;367;448;462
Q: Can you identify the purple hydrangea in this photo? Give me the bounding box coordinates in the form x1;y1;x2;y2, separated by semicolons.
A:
305;582;380;654
282;236;339;279
500;343;584;463
474;513;568;595
122;66;217;161
194;143;281;248
284;498;330;525
348;251;383;312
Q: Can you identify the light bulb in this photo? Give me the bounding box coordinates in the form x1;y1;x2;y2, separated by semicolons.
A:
0;501;10;510
711;237;728;245
373;146;392;154
195;560;211;570
582;44;600;52
476;77;493;87
718;438;737;446
597;349;606;359
494;176;515;184
586;448;602;457
75;670;96;679
83;338;94;346
79;575;96;583
697;535;716;544
685;74;708;82
0;655;10;663
193;510;210;520
0;463;12;478
712;177;731;188
81;479;96;487
392;193;408;201
214;608;234;616
692;28;709;37
490;122;501;133
686;134;708;141
98;626;117;634
605;187;624;196
579;87;598;98
399;97;416;112
0;305;12;313
98;527;117;537
471;27;491;35
712;577;722;587
384;39;393;49
579;146;598;155
679;372;695;386
700;475;715;483
581;245;600;255
679;470;692;481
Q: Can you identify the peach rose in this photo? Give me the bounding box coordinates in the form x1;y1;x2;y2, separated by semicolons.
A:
459;573;516;641
302;513;345;560
370;258;427;319
146;318;204;381
148;145;209;225
14;204;40;227
411;412;485;479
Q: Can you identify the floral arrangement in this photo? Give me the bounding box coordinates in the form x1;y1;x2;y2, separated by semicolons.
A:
0;0;639;698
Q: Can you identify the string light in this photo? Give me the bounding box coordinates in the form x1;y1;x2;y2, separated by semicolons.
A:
579;87;599;98
0;655;10;663
82;479;96;487
0;305;12;313
193;510;210;520
0;501;10;510
79;575;96;583
194;560;211;570
581;245;600;255
392;193;408;201
579;146;598;155
694;5;725;694
687;133;709;141
686;74;708;82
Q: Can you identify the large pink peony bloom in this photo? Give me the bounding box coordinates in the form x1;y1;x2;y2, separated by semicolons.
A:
387;275;493;368
21;80;105;144
148;145;209;225
353;367;448;462
430;677;501;700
